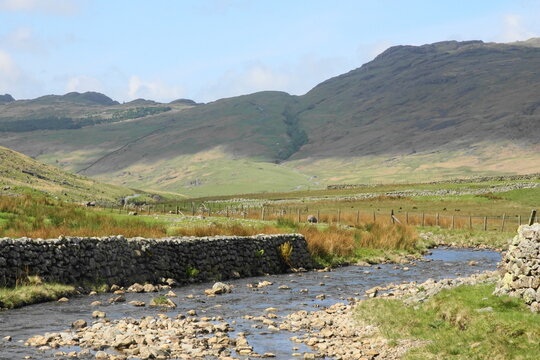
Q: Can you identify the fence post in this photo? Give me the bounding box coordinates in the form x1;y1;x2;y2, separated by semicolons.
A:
391;210;395;224
373;211;376;223
501;213;506;232
529;210;537;226
297;208;301;223
176;204;179;215
451;215;455;230
469;215;472;229
436;213;439;227
337;209;341;224
191;202;195;216
483;217;487;231
356;210;360;225
261;207;265;220
406;212;409;225
317;209;320;222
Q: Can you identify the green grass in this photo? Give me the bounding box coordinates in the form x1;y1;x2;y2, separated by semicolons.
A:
355;284;540;359
418;226;514;249
0;282;76;309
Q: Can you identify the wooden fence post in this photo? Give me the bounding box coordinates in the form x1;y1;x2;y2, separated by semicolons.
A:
483;217;487;231
356;210;360;225
529;210;537;225
317;209;320;222
373;211;376;223
191;202;195;216
406;212;409;224
391;210;395;224
422;212;425;227
337;209;341;224
297;208;301;223
451;215;455;230
469;215;472;229
261;207;265;220
501;213;506;232
436;213;440;227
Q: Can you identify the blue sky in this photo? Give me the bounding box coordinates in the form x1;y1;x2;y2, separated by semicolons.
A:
1;0;539;103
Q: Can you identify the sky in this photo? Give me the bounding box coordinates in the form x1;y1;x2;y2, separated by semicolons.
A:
1;0;539;103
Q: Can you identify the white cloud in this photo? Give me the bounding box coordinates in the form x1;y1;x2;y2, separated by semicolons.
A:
0;0;78;15
0;49;21;88
2;26;44;53
66;75;102;93
199;55;352;102
128;76;185;102
0;48;42;96
498;13;535;42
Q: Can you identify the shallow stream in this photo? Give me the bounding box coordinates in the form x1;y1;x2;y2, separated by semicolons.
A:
0;247;501;359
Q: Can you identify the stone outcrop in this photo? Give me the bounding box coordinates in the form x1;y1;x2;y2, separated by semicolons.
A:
495;223;540;311
0;234;314;287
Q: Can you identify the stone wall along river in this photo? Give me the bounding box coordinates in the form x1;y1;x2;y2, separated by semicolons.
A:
0;234;314;287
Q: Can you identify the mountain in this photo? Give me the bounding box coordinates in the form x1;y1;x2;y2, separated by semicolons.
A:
0;94;15;104
0;39;539;196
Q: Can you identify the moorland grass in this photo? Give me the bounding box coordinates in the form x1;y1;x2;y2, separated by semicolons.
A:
0;194;168;238
355;284;540;359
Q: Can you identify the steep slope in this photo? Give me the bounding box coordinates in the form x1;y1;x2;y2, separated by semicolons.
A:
1;39;539;195
0;146;143;203
292;40;540;158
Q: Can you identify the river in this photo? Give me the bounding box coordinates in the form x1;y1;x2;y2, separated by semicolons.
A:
0;247;501;359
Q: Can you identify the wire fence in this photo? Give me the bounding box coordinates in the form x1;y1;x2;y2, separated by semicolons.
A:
100;202;538;233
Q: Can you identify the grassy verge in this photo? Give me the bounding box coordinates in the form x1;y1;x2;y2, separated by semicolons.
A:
418;226;513;249
0;283;76;310
355;284;540;359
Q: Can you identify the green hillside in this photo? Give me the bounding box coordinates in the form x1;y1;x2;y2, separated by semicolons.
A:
0;146;155;204
1;39;539;196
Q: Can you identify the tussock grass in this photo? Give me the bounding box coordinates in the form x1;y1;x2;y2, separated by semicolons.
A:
355;284;540;359
170;219;421;266
0;275;75;309
0;194;168;238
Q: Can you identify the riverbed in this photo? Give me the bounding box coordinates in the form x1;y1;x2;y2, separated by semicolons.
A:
0;247;501;359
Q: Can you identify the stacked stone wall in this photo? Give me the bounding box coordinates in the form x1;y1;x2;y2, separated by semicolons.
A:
0;234;314;287
495;223;540;311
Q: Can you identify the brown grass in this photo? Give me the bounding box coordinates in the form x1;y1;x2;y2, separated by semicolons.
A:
0;194;168;238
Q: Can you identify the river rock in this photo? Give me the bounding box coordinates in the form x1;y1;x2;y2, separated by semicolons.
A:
71;319;87;329
92;311;106;318
205;282;232;295
127;283;144;293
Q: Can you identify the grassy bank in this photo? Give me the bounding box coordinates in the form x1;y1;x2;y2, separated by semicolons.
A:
418;226;513;249
355;284;540;359
0;276;76;310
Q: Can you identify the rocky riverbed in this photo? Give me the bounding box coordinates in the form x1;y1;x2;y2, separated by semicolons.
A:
0;247;501;360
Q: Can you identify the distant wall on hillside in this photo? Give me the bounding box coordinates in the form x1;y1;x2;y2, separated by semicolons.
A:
0;234;314;287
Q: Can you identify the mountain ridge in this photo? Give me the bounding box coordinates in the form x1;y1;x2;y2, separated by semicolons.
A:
1;39;539;196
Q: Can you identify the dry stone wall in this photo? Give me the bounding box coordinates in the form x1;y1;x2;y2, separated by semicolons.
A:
0;234;314;287
495;223;540;311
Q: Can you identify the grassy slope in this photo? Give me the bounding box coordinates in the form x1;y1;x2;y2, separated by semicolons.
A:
0;145;138;203
356;284;540;359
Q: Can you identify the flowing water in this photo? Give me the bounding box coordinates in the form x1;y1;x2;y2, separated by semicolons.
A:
0;247;501;359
